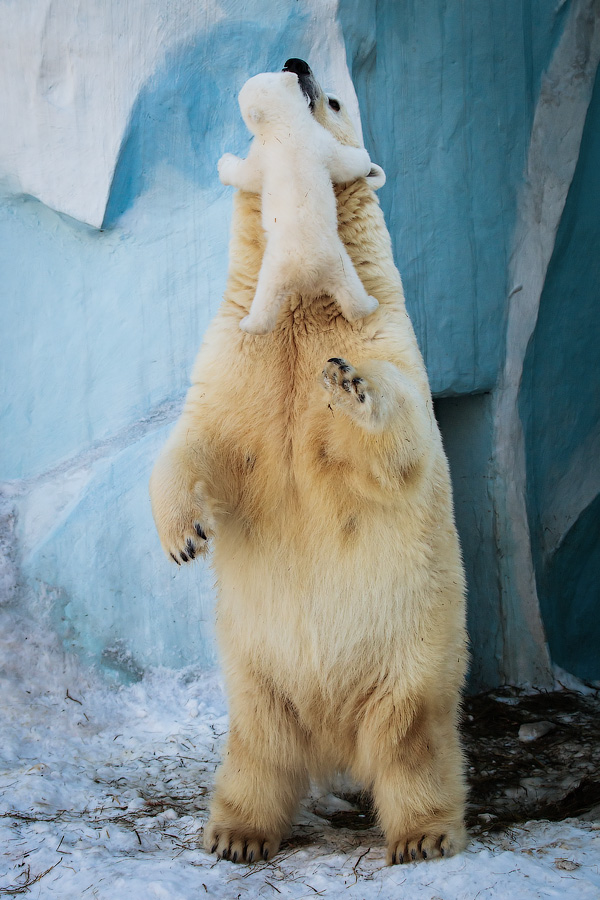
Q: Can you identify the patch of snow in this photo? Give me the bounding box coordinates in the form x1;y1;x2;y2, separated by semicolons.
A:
1;608;599;898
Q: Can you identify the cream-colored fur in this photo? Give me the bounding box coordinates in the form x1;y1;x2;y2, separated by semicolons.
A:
150;69;468;866
218;72;379;335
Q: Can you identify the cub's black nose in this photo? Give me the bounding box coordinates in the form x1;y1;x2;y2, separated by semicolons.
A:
283;58;312;77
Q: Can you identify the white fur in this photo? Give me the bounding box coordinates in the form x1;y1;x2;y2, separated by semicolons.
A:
218;72;380;334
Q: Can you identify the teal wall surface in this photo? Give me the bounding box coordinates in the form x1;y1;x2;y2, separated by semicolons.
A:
521;66;600;681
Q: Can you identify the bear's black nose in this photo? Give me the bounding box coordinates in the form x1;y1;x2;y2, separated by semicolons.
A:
283;58;312;77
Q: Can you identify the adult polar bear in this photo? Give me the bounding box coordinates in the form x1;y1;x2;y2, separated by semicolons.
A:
150;58;468;865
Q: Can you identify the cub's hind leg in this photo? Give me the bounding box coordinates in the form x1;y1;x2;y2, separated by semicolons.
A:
204;665;308;863
239;246;290;335
323;246;378;322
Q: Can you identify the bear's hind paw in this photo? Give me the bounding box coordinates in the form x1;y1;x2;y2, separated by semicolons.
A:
203;821;281;864
386;825;467;865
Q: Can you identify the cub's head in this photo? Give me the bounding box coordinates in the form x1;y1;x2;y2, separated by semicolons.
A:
282;58;385;189
238;71;310;135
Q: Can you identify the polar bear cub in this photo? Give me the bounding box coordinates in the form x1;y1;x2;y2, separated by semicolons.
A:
218;72;381;334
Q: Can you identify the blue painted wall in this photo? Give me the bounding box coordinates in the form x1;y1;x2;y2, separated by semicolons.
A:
339;0;568;396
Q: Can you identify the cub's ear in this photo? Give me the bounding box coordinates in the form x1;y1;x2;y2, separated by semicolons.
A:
365;163;386;190
247;107;264;125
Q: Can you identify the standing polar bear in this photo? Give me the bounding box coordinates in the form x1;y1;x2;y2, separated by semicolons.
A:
150;58;468;865
218;71;380;334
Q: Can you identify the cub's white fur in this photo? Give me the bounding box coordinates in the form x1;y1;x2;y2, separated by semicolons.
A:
218;72;380;334
150;65;467;867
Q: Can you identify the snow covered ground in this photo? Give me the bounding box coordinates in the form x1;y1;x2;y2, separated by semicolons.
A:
1;608;599;900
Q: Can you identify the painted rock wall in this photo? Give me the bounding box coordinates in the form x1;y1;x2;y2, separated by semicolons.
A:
1;0;598;686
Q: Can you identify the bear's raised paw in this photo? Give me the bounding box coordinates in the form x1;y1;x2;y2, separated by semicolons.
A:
322;357;375;423
167;522;208;566
149;462;212;565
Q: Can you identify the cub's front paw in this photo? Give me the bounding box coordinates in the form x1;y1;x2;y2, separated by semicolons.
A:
218;152;241;186
322;357;373;415
203;820;281;864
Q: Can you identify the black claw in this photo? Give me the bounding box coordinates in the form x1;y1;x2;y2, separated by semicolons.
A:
358;393;366;402
180;551;188;562
398;853;404;864
422;849;428;859
170;553;181;565
232;851;238;863
263;846;269;861
195;523;207;540
247;850;254;863
342;379;351;391
222;846;229;860
410;848;417;860
211;842;218;854
186;538;196;559
327;357;345;365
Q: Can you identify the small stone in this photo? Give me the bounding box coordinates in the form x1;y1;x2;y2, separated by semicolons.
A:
555;858;580;871
518;721;555;742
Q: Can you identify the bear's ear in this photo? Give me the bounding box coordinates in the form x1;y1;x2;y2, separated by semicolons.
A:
365;163;386;190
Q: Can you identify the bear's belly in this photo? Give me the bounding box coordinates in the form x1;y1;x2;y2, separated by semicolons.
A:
211;499;448;699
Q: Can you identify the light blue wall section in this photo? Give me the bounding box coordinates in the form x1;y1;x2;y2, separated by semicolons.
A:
27;427;218;679
521;66;600;681
0;188;228;481
104;11;318;226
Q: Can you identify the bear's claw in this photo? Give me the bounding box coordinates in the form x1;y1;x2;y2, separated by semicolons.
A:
203;823;280;864
322;358;370;408
386;827;466;865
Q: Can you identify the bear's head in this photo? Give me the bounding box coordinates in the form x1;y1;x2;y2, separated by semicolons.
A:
238;71;311;135
282;58;385;189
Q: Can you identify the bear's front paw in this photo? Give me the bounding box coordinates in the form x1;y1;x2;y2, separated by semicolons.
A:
322;357;373;418
149;467;212;565
203;820;281;864
166;520;209;566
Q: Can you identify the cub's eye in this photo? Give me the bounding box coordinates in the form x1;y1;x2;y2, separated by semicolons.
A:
328;97;341;112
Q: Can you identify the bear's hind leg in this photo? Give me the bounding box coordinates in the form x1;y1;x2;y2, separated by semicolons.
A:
204;669;308;863
355;692;467;865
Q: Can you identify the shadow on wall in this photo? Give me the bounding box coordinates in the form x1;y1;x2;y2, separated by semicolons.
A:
103;15;315;227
